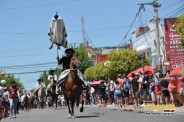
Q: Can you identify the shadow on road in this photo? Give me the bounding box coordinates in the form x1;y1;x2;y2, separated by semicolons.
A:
75;115;99;118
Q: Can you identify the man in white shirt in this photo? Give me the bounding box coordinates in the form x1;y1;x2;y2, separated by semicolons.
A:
47;70;57;91
109;80;114;104
89;86;95;105
34;79;45;97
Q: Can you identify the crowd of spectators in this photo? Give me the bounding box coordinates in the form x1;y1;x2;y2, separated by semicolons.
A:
84;69;184;109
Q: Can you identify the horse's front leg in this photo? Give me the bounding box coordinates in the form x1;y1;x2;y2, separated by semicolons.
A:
80;94;84;112
71;97;75;118
55;94;58;109
66;97;72;117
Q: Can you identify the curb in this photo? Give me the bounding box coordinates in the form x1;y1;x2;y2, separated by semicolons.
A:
86;104;184;115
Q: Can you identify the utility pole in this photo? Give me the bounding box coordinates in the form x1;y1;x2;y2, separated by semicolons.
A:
81;16;87;46
138;1;161;70
138;1;161;55
153;2;161;56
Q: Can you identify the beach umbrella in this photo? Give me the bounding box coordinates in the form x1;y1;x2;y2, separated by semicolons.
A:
89;80;102;85
127;66;153;77
170;66;184;76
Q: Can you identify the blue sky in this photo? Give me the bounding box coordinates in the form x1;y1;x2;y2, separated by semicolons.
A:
0;0;183;90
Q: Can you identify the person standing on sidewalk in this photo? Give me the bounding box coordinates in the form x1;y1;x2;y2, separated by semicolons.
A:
131;73;140;106
179;73;184;107
89;86;95;105
114;79;122;108
98;81;106;107
116;74;125;105
140;71;149;106
149;74;156;105
155;82;162;105
109;80;114;104
166;75;183;107
7;81;20;119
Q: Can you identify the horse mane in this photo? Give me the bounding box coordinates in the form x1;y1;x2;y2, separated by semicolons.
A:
70;56;80;69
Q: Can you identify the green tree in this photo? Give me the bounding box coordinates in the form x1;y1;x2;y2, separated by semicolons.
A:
0;74;24;89
108;49;150;79
176;14;184;46
40;71;49;86
84;49;150;80
84;66;95;81
74;44;93;74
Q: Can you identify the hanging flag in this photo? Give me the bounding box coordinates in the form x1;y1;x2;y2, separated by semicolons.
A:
48;14;67;49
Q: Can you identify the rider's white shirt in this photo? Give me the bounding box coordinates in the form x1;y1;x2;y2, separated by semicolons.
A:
35;82;45;89
48;74;57;81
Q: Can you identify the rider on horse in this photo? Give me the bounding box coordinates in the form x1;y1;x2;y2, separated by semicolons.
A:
47;70;57;93
55;48;86;93
34;79;45;97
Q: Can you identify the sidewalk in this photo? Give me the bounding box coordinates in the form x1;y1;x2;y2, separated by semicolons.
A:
87;104;184;115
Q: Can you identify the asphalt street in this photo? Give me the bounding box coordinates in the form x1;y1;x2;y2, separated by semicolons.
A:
1;106;184;122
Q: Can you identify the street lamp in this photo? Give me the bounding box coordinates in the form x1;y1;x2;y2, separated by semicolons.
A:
1;80;6;85
104;61;111;81
1;80;6;90
103;61;111;104
136;45;148;74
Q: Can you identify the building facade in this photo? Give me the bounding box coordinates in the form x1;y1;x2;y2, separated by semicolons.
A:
132;17;166;73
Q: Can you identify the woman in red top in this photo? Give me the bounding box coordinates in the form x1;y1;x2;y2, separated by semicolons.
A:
8;81;20;119
167;76;183;106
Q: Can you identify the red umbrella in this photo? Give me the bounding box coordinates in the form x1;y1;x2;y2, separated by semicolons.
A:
89;80;102;85
127;66;153;77
170;65;184;75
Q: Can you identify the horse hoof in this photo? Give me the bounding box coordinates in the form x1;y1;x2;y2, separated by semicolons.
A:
80;108;84;112
68;114;72;118
72;116;75;119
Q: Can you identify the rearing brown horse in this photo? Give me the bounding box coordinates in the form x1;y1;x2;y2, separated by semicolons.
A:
61;56;84;118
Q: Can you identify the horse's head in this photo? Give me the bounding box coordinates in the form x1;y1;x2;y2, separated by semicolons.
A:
70;56;80;69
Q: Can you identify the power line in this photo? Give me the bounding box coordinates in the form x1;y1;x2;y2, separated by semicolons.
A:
160;4;184;20
117;5;144;47
1;64;57;70
0;0;80;11
0;62;56;69
0;52;55;58
166;6;184;18
0;47;47;54
138;12;151;49
9;70;50;75
159;0;184;10
0;24;143;35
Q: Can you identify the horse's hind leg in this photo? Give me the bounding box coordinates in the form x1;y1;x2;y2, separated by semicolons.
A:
76;98;80;108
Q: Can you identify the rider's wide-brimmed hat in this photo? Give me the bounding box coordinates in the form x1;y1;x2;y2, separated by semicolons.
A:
37;79;42;82
10;80;16;84
49;69;55;74
65;48;75;54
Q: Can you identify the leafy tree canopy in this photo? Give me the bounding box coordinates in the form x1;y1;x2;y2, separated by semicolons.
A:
176;14;184;46
0;74;24;89
84;49;150;80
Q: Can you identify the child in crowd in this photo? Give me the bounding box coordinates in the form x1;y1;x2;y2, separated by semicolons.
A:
155;82;162;105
